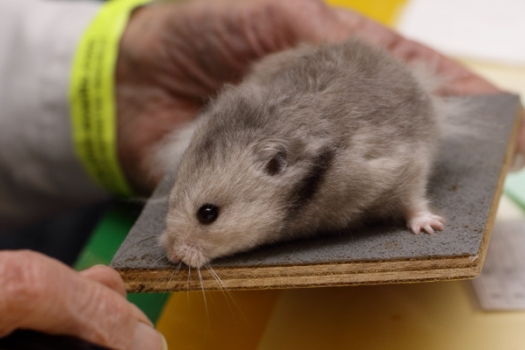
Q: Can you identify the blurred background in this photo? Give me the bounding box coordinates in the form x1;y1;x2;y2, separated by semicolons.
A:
330;0;525;98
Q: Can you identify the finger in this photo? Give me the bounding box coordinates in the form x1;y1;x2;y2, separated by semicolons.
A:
0;251;163;350
79;264;127;298
386;39;500;95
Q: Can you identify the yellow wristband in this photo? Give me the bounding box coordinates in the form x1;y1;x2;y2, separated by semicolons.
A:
69;0;150;196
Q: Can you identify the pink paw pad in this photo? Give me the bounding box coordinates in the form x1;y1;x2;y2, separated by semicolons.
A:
407;212;445;234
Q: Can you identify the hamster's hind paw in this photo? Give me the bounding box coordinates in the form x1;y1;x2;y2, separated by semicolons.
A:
407;212;445;235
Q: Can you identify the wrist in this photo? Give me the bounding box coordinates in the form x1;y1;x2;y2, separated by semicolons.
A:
70;0;152;197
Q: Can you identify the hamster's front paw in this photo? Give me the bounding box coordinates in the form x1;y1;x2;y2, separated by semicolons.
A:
407;211;445;234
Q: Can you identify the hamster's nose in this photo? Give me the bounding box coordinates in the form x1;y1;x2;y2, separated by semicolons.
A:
166;251;182;265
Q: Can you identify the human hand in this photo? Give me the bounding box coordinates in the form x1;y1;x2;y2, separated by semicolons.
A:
0;251;166;350
115;0;502;194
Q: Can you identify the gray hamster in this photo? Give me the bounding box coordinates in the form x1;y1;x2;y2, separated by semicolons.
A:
155;39;445;268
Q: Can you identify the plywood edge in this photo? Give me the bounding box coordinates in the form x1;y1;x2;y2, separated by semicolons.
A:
117;254;481;292
470;104;523;279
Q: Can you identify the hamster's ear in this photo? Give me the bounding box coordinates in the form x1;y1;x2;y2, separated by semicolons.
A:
256;138;304;176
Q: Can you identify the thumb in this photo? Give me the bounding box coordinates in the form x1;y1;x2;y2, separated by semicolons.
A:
0;251;166;350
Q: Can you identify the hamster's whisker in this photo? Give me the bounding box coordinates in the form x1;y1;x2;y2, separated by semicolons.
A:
206;264;235;309
133;235;157;245
186;266;192;304
197;267;211;330
145;239;160;247
153;254;167;265
124;195;168;205
206;264;244;319
206;264;224;290
146;195;169;205
197;268;208;310
165;261;183;290
165;269;176;290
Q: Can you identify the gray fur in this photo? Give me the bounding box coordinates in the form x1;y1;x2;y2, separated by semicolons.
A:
158;39;442;268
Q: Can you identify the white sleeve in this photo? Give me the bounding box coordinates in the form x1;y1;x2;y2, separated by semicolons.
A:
0;0;111;231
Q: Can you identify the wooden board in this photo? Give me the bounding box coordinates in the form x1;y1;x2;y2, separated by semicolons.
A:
111;94;522;292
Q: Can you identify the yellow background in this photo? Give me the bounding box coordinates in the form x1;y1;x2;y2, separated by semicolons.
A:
157;282;525;350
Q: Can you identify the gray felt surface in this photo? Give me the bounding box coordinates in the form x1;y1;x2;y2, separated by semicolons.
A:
111;94;520;269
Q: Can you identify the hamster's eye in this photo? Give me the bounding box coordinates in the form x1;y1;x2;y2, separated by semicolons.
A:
197;204;219;224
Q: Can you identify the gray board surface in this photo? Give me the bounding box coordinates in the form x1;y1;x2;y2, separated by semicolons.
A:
111;94;520;288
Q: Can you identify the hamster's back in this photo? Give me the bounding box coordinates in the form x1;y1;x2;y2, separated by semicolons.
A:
206;39;437;150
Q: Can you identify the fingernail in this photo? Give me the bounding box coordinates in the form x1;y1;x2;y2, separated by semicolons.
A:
160;333;168;350
133;322;167;350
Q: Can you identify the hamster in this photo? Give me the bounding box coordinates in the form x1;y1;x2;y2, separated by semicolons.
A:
156;39;445;268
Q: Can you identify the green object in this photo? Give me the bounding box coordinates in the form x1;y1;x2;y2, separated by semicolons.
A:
75;202;170;324
504;168;525;211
